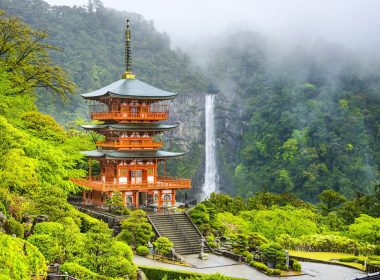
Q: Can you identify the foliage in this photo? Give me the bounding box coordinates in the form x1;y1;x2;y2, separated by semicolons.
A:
292;260;302;271
136;245;150;256
348;214;380;244
4;219;24;238
28;233;63;263
153;236;173;256
267;268;281;275
139;265;241;280
210;30;380;200
249;261;268;272
105;191;126;214
60;262;118;280
189;204;210;225
0;10;75;98
259;243;286;267
317;190;346;215
77;223;137;278
0;232;47;279
117;210;154;248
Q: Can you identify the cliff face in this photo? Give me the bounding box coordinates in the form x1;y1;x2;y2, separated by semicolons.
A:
168;91;244;197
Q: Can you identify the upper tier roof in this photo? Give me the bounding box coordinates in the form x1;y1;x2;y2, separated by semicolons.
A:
81;123;178;131
82;150;184;159
81;79;178;100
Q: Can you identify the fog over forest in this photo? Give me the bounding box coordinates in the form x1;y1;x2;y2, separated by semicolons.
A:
45;0;380;57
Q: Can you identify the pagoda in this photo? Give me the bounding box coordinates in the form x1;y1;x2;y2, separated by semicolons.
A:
71;20;191;208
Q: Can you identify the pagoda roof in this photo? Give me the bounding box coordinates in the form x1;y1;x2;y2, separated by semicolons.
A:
81;79;178;100
81;123;178;131
82;149;184;159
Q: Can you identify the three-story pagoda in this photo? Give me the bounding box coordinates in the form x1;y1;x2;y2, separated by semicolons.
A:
71;20;191;208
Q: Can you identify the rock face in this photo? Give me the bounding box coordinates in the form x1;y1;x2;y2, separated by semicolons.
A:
170;92;206;148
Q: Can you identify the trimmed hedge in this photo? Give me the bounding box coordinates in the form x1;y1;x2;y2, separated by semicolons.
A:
60;262;119;280
139;265;243;279
292;260;302;272
249;261;268;272
267;269;281;275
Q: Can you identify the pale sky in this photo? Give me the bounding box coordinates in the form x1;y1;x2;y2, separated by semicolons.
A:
44;0;380;51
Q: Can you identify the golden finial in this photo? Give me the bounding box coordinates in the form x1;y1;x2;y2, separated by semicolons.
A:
122;19;135;79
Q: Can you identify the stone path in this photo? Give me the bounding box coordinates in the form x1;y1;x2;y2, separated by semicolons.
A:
133;254;366;280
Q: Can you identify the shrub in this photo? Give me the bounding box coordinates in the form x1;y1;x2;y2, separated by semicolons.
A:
28;234;62;263
139;265;211;279
368;260;380;266
246;253;253;263
136;245;150;256
250;261;268;272
275;262;289;271
5;219;24;238
153;237;173;256
267;269;281;275
373;246;380;256
369;256;380;261
292;260;302;272
60;262;112;280
339;257;357;262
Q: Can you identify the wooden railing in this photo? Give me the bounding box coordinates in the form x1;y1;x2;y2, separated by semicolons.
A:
96;138;163;149
70;176;191;192
90;111;168;121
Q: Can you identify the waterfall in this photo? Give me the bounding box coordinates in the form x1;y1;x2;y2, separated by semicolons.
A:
201;94;218;200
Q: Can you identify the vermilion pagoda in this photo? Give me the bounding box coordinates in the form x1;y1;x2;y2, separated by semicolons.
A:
71;20;191;208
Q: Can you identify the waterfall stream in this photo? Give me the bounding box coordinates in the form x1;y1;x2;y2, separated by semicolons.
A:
201;94;218;200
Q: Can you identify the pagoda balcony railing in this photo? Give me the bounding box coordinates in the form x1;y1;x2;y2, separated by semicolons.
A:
96;138;163;149
70;176;191;192
90;111;168;122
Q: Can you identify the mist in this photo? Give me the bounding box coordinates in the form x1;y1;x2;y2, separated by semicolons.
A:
44;0;380;57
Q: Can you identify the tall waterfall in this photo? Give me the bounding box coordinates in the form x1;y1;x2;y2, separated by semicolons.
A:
201;94;218;200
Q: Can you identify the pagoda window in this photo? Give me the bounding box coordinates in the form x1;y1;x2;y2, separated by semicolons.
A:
147;167;154;183
119;168;128;184
131;170;142;184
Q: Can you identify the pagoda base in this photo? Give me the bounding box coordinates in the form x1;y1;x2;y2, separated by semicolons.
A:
82;189;177;209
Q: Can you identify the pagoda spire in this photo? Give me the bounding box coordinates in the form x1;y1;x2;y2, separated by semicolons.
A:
122;19;135;79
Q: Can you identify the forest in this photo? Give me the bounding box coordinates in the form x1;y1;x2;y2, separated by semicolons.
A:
0;0;379;279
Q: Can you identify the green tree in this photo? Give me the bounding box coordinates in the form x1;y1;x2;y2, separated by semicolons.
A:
317;190;346;215
117;209;154;248
0;10;75;98
348;214;380;244
153;236;173;257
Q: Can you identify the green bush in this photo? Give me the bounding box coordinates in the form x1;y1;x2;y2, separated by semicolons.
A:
60;262;114;280
246;253;253;263
374;245;380;256
339;257;357;262
249;261;268;272
136;245;150;256
5;219;24;238
292;260;302;272
267;269;281;275
369;256;380;261
368;260;380;266
275;262;289;271
140;265;242;279
28;234;62;263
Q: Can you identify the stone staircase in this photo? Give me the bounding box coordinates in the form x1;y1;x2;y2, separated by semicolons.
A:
148;212;211;255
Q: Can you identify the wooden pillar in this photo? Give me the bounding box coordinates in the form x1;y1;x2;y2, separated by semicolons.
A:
88;159;92;179
135;191;139;208
163;160;166;181
155;158;158;183
82;191;86;207
158;190;163;209
171;189;176;207
122;191;126;207
134;158;137;187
